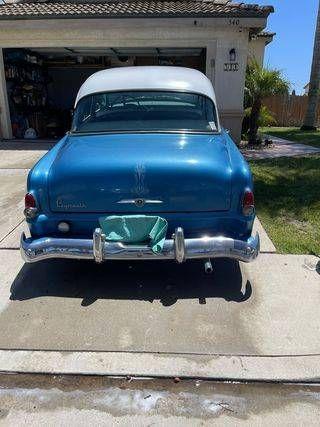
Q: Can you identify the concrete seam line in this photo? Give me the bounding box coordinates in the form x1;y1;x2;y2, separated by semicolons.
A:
0;350;320;382
0;348;320;358
0;248;20;250
0;371;319;386
0;219;24;244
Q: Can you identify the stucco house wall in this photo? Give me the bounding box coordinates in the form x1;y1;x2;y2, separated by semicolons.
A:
248;33;274;65
0;1;273;142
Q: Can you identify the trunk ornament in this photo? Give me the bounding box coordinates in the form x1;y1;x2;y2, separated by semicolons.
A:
117;199;163;207
134;198;145;207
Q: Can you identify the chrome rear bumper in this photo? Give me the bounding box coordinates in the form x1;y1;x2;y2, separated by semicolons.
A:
20;227;260;264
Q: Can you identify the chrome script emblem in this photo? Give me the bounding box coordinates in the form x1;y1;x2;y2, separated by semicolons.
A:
117;199;163;207
56;199;86;209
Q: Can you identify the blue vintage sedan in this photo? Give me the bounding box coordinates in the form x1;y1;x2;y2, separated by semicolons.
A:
21;66;259;268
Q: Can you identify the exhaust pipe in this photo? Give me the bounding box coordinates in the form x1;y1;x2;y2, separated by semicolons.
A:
204;259;213;274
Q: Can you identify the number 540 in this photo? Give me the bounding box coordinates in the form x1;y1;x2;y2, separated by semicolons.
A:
229;19;240;25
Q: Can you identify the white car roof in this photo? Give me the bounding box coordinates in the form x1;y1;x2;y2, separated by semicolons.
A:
75;66;217;106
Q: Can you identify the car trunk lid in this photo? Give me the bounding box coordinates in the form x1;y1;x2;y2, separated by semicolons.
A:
48;133;232;213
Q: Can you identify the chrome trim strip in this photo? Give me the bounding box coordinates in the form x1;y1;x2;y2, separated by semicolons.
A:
116;199;163;204
20;229;260;264
23;207;38;220
70;130;220;136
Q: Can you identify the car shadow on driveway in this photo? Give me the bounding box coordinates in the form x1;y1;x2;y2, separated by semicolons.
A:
10;258;252;307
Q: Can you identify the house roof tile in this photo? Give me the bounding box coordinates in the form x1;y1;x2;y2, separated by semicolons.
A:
0;1;274;20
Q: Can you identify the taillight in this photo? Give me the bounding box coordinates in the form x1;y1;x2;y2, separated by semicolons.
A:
242;190;255;216
24;193;38;219
25;193;36;209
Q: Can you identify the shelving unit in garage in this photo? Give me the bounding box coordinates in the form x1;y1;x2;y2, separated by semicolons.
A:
4;50;48;139
3;47;206;141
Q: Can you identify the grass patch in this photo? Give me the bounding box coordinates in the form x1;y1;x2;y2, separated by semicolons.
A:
260;126;320;148
249;155;320;255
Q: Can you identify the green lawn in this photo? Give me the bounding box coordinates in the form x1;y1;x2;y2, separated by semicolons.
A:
260;126;320;148
250;155;320;255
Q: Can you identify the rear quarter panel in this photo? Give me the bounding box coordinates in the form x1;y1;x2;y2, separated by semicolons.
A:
27;137;67;215
223;130;254;211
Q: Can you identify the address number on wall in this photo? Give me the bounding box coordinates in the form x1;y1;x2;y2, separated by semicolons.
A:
229;19;240;26
224;63;239;72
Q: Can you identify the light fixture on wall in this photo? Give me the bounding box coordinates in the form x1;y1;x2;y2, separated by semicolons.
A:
229;48;236;62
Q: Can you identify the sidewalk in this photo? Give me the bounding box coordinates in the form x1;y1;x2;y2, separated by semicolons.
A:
242;134;320;160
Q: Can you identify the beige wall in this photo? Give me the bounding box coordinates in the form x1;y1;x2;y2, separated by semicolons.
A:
211;35;249;140
0;16;269;141
248;36;272;65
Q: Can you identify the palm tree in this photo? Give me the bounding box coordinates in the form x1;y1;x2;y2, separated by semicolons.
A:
302;0;320;130
245;60;289;145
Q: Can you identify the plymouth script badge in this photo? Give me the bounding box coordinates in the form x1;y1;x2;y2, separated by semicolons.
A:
56;199;86;209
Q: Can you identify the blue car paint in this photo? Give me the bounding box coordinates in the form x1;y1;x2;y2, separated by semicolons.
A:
48;132;232;213
26;130;255;240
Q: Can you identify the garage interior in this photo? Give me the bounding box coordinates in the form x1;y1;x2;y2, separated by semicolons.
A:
3;47;206;140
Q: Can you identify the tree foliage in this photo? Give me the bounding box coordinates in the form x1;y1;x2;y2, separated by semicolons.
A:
244;105;276;128
245;60;290;145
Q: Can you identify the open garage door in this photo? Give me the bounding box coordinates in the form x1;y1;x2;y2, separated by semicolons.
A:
3;47;206;140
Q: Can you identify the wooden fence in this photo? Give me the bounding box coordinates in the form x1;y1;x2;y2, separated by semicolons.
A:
263;94;320;127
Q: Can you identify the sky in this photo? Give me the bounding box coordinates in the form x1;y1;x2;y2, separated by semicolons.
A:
245;0;319;94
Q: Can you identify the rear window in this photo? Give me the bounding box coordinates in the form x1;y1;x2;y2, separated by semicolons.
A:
72;91;218;133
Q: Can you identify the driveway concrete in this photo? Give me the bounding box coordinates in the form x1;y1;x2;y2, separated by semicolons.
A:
0;169;27;242
0;249;319;356
253;217;276;252
0;141;54;169
0;142;47;245
0;143;319;383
